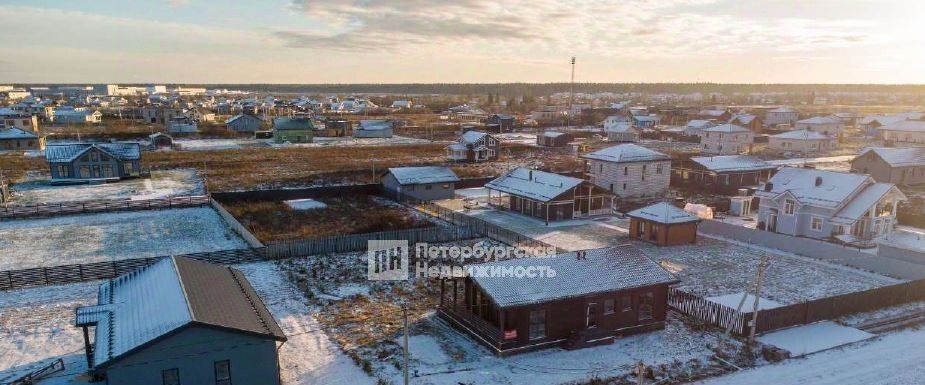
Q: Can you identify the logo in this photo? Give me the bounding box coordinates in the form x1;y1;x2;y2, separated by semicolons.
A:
367;240;409;281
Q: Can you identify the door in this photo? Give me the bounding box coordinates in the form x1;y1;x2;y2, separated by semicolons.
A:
767;214;777;232
586;302;599;329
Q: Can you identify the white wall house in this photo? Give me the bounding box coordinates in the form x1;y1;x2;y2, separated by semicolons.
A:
765;107;798;128
581;144;671;198
701;124;754;155
768;129;837;154
877;120;925;145
795;116;844;138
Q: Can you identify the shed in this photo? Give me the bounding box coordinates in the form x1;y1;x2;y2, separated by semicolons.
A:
536;131;573;147
626;202;701;246
382;166;460;201
75;256;287;385
353;120;393;138
272;117;314;143
225;114;264;133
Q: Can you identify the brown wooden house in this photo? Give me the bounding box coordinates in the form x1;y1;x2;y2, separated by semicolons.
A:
536;131;574;147
671;155;777;195
484;168;614;224
438;245;678;356
626;202;701;246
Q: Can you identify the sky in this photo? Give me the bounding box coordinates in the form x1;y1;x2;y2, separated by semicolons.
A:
1;0;924;84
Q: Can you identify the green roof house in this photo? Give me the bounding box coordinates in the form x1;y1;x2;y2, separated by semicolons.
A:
272;117;314;144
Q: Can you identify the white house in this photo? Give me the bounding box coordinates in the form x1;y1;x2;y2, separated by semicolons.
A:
755;167;907;242
768;129;837;154
52;107;102;124
765;107;799;128
581;144;671;198
701;124;754;155
795;116;844;138
877;120;925;145
604;122;639;142
683;119;715;137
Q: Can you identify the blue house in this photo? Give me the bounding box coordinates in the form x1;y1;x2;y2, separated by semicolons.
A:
46;143;142;184
76;256;287;385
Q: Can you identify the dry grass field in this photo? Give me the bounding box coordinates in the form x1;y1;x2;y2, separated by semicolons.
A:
222;196;432;242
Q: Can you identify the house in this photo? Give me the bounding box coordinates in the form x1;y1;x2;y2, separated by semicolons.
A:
353;120;394;138
390;100;413;109
671;155;776;195
764;107;798;128
605;122;639;142
321;118;352;136
795;116;844;138
0;127;44;151
631;114;660;128
755;167;907;242
485;168;614;224
530;106;563;122
701;124;754;155
381;166;460;201
149;132;173;149
0;109;39;132
695;109;732;121
438;245;678;355
484;114;515;132
858;113;921;135
46;142;142;183
537;131;573;147
768;129;837;154
272;117;314;143
682;119;715;137
627;202;701;246
167;116;198;134
53;107;102;124
729;114;762;132
851;147;925;186
446;131;499;162
581;144;671;198
75;257;287;385
225;114;264;133
603;115;631;131
876;120;925;145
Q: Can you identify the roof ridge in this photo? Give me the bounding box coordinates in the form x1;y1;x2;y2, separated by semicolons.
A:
227;267;274;335
171;256;197;322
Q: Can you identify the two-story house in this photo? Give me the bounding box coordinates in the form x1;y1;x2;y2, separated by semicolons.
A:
581;144;671;198
755;167;907;241
446;131;500;162
701;124;754;155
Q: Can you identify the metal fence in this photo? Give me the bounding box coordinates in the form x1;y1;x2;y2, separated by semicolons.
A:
0;195;211;220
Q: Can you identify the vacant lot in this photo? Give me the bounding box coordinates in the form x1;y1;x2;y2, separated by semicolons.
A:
0;207;247;270
223;196;432;242
9;169;203;205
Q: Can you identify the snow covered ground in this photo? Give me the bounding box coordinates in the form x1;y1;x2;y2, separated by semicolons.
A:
0;281;98;384
693;328;925;385
0;207;247;270
285;198;328;210
706;293;783;312
9;169;204;205
173;138;266;151
879;226;925;253
283;135;435;147
756;321;874;357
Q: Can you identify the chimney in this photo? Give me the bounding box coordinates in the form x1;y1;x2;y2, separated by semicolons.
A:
529;169;533;181
815;176;823;187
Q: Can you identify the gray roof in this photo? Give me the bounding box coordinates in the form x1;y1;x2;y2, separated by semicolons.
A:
460;130;489;144
76;257;286;369
627;202;700;224
859;147;925;167
797;116;841;125
45;142;141;163
0;127;39;140
771;129;833;140
468;245;678;308
387;166;459;185
273;117;314;130
357;119;392;131
877;120;925;133
690;155;775;172
581;144;669;163
831;183;905;225
757;167;872;209
224;113;263;124
703;123;750;133
485;168;583;202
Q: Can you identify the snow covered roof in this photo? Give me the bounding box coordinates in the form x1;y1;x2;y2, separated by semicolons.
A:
460;130;489;144
730;114;757;125
224;113;263;124
485;168;583;202
604;122;634;133
698;109;728;117
877;120;925;132
0;127;38;140
686;120;714;128
771;129;833;140
831;183;906;225
581;144;669;163
859;147;925;167
387;166;459;185
357;119;392;131
626;202;700;224
757;167;872;209
46;142;141;163
469;245;678;308
632;115;659;122
703;123;750;133
541;131;567;138
769;107;797;113
77;257;286;369
797;116;841;125
689;155;775;172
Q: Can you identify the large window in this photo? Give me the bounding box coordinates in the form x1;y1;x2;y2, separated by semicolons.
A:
811;216;824;231
784;199;795;215
621;296;633;312
528;309;546;340
162;368;180;385
214;360;231;385
638;292;654;321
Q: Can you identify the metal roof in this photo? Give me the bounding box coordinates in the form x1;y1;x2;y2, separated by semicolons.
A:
485;168;583;202
45;142;141;163
627;202;700;224
273;117;314;130
689;155;775;172
859;147;925;167
581;144;669;163
387;166;459;185
0;127;39;140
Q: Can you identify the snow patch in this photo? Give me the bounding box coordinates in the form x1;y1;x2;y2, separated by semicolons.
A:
757;321;874;356
706;293;783;312
285;198;328;211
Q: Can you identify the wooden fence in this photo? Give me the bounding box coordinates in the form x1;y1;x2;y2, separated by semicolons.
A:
667;287;749;335
0;248;267;291
411;201;559;253
0;195;211;220
266;226;475;259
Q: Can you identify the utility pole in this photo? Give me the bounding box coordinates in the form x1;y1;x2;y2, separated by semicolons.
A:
403;306;410;385
567;56;575;130
749;256;771;345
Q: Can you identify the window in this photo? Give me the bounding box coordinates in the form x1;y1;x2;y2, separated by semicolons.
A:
529;309;546;340
604;299;615;314
425;184;432;190
811;216;824;231
609;183;614;192
621;296;632;312
656;164;663;174
406;185;415;191
599;164;603;173
123;163;133;175
784;199;795;215
638;292;654;321
642;164;647;173
214;360;231;385
162;368;180;385
623;166;628;176
622;183;627;190
56;165;69;177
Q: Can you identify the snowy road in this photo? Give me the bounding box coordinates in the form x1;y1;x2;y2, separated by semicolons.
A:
692;329;925;385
